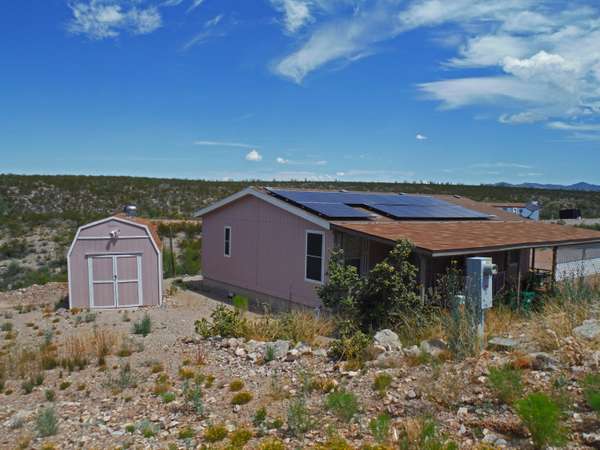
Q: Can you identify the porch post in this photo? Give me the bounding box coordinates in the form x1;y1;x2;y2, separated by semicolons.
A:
419;255;427;304
551;246;558;288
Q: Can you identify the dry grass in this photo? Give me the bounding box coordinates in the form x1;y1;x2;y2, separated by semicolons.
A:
244;311;334;345
532;300;594;351
485;304;525;341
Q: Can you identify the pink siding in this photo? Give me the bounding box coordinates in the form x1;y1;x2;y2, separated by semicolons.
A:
69;219;161;308
202;195;333;307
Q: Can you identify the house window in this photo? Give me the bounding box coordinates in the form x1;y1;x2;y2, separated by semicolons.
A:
224;226;231;257
305;231;324;282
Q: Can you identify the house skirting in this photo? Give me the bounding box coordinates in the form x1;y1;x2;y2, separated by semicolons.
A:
200;277;318;314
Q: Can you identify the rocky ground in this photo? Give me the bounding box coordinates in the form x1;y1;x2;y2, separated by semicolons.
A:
1;283;600;449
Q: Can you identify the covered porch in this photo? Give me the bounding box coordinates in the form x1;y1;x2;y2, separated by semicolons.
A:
331;220;600;300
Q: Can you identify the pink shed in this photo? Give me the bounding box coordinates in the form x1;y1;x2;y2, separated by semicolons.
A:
201;191;333;308
67;216;162;309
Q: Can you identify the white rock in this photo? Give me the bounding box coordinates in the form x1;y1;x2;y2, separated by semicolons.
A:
374;329;402;351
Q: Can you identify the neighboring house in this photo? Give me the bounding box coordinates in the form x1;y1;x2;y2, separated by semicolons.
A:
488;201;541;220
194;188;600;310
68;215;163;309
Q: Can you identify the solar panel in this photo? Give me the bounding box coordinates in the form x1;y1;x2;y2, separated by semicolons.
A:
266;188;489;220
301;202;372;219
371;204;489;219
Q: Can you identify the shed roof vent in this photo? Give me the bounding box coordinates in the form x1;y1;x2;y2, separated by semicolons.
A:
124;205;137;217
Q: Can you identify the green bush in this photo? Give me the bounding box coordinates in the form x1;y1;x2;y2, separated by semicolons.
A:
132;313;152;336
161;392;176;403
45;389;56;402
325;389;360;422
287;397;314;437
515;392;566;449
369;413;391;444
195;305;247;338
1;322;13;332
36;407;58;437
329;322;372;363
583;373;600;413
232;295;249;312
487;364;523;404
373;373;393;397
398;418;458;450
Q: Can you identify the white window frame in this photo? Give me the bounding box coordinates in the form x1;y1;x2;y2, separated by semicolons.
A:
305;230;325;284
224;226;232;257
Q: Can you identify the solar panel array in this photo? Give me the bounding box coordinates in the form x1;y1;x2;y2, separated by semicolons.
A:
267;188;490;220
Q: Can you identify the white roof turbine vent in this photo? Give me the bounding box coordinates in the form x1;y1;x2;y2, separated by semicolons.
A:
109;229;120;239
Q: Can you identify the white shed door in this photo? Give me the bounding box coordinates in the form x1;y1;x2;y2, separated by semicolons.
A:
89;255;143;308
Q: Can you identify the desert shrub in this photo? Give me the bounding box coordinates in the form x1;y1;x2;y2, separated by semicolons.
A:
183;379;204;415
60;335;88;371
229;428;253;447
132;314;152;336
265;344;276;363
36;407;58;437
325;389;360;422
515;392;566;449
329;322;372;363
373;373;393;397
257;438;286;450
287;396;314;437
93;327;115;366
231;391;253;405
125;424;135;433
179;367;195;379
137;419;159;438
195;305;247;338
443;294;480;360
106;363;136;391
178;426;195;439
204;423;228;442
161;392;176;403
59;381;71;390
582;373;600;413
1;322;13;332
398;418;457;450
487;364;523;404
314;434;354;449
229;379;244;391
22;379;35;394
45;389;55;402
232;294;249;311
369;413;392;444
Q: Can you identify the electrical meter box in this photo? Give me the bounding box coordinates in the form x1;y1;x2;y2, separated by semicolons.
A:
466;257;497;310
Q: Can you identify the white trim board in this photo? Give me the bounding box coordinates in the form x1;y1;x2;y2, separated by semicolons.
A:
193;187;330;230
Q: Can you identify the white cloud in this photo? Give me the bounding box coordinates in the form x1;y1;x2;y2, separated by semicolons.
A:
194;140;256;148
276;157;289;164
187;0;204;13
276;156;327;165
270;0;313;33
68;0;162;39
269;0;600;135
547;122;600;132
415;133;428;140
245;149;263;161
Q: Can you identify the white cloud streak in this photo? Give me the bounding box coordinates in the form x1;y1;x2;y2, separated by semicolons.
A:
193;140;257;149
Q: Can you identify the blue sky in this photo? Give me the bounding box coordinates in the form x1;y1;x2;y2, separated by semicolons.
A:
2;0;600;184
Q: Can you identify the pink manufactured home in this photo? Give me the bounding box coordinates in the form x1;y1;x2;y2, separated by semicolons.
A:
197;188;334;309
67;216;163;309
196;187;600;311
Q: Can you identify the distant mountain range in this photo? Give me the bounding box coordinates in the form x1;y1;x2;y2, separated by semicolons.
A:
494;182;600;192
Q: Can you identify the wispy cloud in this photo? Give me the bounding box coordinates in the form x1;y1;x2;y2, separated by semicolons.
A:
415;133;428;140
193;140;257;149
67;0;162;39
270;0;314;33
186;0;204;13
245;149;263;161
268;0;600;137
181;13;226;50
276;157;327;165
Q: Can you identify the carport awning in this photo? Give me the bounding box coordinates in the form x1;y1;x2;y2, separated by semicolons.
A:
332;220;600;257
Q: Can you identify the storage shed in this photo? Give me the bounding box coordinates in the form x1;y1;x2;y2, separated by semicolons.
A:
67;216;162;309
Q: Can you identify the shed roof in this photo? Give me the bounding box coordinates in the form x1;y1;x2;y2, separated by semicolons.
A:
113;214;162;249
332;220;600;256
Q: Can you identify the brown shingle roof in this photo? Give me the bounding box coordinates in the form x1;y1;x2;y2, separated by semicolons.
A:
332;220;600;256
115;214;162;249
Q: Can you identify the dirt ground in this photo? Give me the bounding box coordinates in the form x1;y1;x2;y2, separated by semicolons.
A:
2;281;600;449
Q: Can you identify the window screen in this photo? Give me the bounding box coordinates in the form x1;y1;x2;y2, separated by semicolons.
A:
306;232;323;282
224;227;231;256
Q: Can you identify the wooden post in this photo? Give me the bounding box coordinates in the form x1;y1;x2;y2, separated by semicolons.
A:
551;246;558;290
169;224;176;277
